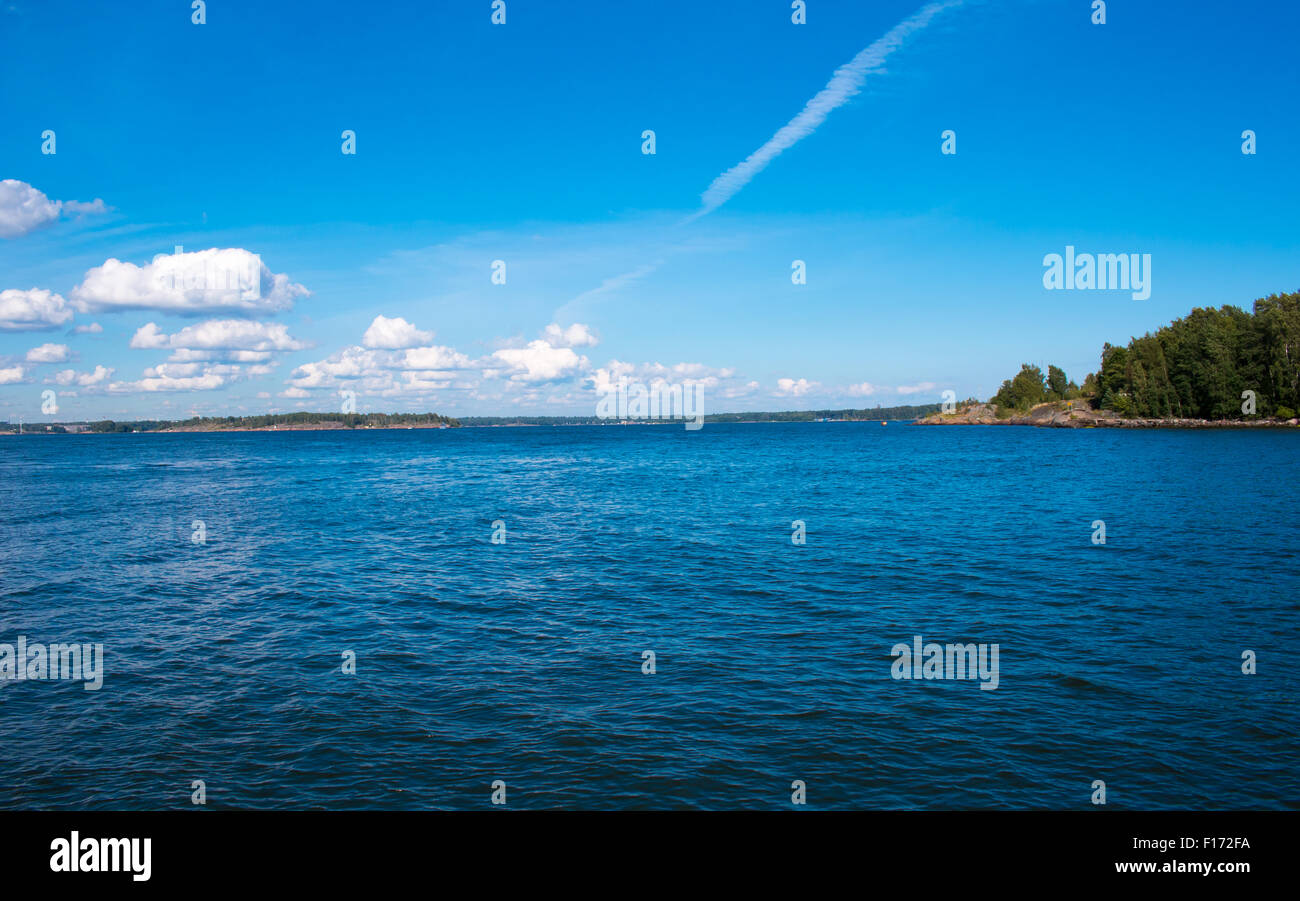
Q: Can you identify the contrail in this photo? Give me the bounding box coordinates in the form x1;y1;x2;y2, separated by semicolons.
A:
690;0;964;220
553;260;662;322
563;3;963;317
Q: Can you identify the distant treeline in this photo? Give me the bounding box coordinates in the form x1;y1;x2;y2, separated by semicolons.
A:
705;405;942;422
83;411;461;432
460;404;943;426
8;405;942;433
458;415;613;426
87;420;173;433
992;291;1300;420
0;423;68;433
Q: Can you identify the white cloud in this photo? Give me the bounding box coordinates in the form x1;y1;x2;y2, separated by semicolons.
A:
286;318;740;410
775;377;820;397
0;180;109;239
401;345;474;370
25;342;70;363
0;365;25;385
399;372;453;392
490;340;588;383
542;323;599;348
692;0;963;218
588;360;736;396
167;348;276;363
287;346;375;388
0;180;60;238
896;381;937;395
52;365;112;387
129;322;169;349
721;380;762;400
130;319;309;357
71;248;309;315
62;199;108;217
846;382;879;396
286;340;474;395
109;361;253;393
0;288;75;331
362;315;435;349
71;322;103;334
110;322;296;393
112;370;229;393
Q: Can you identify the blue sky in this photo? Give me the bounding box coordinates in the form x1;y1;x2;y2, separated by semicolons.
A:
1;0;1297;421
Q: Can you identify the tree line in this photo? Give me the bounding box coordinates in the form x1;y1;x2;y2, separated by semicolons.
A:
85;411;461;432
992;292;1300;420
460;404;944;426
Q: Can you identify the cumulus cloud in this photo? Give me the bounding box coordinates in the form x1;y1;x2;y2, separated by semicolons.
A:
541;322;599;348
25;342;71;363
0;288;75;331
71;248;309;315
112;366;230;393
490;340;588;383
130;319;309;361
896;381;937;395
0;365;25;385
286;318;737;408
51;365;113;387
0;179;108;239
775;377;820;397
287;342;475;395
71;322;103;334
287;346;376;388
110;319;304;393
588;359;734;394
846;382;879;396
128;322;169;349
401;345;473;370
362;315;434;349
107;359;279;394
0;180;59;238
692;0;964;218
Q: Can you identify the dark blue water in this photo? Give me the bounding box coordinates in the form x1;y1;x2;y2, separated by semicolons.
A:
1;423;1296;809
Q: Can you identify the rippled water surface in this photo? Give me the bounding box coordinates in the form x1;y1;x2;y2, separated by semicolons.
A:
1;424;1297;809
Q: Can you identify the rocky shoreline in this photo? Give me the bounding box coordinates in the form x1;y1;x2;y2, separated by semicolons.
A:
912;402;1300;429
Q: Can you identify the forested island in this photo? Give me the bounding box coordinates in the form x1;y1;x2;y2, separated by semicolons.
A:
0;412;462;434
919;292;1300;427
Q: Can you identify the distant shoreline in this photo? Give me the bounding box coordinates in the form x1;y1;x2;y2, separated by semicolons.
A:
0;418;919;435
5;416;1298;435
0;404;942;435
6;401;1299;435
913;402;1300;430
